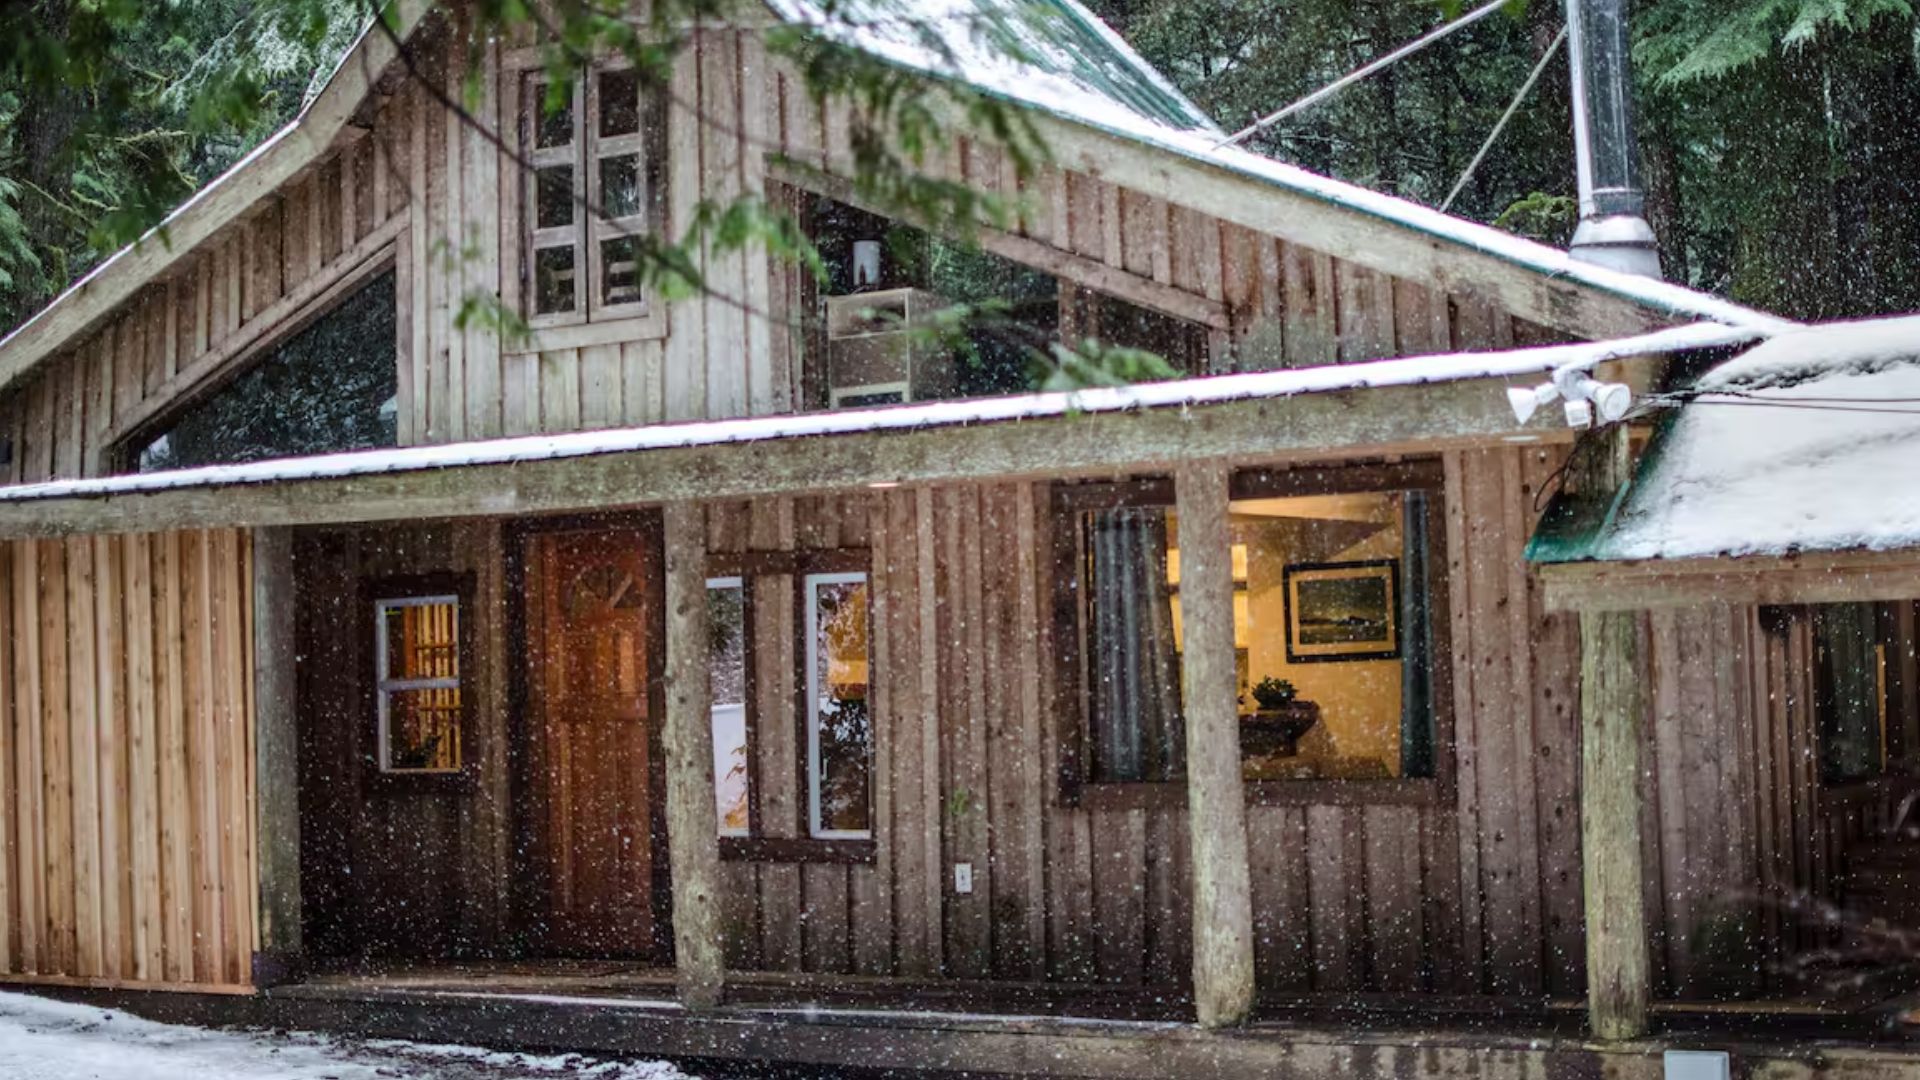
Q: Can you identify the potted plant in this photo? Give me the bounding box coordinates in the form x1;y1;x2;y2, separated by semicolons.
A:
1240;676;1319;757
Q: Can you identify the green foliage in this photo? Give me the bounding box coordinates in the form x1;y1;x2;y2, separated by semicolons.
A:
1493;191;1576;245
1251;676;1297;710
1096;0;1920;320
1638;0;1913;83
0;0;363;332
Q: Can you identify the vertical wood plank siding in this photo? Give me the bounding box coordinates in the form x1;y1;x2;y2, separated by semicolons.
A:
0;29;1540;481
694;447;1596;996
0;529;256;993
289;521;510;962
0;22;1843;1009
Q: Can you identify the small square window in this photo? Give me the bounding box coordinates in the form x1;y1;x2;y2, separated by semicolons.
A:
376;596;463;774
536;165;575;229
534;246;577;315
599;69;642;138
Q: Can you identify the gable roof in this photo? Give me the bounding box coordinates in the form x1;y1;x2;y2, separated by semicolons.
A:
0;0;1788;398
766;0;1219;135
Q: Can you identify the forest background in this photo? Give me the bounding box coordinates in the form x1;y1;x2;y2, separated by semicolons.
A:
1;0;1915;341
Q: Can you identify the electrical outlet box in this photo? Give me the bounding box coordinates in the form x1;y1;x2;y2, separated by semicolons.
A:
954;863;974;895
1664;1050;1730;1080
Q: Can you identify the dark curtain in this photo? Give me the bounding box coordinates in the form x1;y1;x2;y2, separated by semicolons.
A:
1815;602;1884;783
1087;506;1185;782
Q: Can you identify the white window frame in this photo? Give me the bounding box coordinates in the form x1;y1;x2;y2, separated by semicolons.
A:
374;594;463;774
707;575;751;838
804;571;872;840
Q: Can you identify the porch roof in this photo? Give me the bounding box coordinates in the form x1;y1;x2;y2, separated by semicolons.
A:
0;323;1750;539
1533;315;1920;611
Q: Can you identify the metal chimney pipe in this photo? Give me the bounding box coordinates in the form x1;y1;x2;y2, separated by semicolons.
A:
1563;0;1662;278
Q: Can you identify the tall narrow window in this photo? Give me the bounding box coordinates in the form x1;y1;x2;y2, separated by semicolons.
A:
708;576;750;837
375;595;463;773
521;66;661;326
1808;601;1920;784
805;572;872;839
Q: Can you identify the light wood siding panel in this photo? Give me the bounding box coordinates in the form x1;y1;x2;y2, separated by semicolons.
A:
0;529;255;993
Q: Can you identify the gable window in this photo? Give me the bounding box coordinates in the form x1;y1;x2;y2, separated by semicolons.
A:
374;590;466;774
1054;462;1446;797
127;269;397;472
804;195;1209;409
518;65;664;329
706;550;875;859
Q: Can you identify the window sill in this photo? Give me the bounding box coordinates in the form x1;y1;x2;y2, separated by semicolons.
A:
719;836;876;865
505;309;668;355
1078;777;1442;811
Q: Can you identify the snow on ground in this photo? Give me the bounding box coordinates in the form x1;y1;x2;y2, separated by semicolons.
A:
0;990;694;1080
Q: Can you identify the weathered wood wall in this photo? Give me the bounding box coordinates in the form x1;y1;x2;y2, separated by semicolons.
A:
0;529;256;992
0;23;1556;485
1641;604;1920;1001
292;520;511;962
1;115;412;484
695;446;1588;997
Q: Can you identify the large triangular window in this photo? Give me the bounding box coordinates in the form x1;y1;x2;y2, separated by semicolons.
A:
125;269;398;472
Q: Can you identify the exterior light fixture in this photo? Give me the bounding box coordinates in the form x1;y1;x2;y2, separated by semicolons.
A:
1508;368;1633;428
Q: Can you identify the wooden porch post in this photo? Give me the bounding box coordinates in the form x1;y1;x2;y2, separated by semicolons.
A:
661;502;725;1009
252;526;302;985
1578;428;1651;1040
1174;462;1257;1028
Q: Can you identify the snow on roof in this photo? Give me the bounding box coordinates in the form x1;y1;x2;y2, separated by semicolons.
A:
779;1;1787;333
0;321;1755;507
1579;315;1920;562
769;0;1220;134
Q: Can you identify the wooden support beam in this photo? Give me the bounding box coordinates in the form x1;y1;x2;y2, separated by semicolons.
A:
661;502;725;1009
1543;551;1920;613
1577;428;1650;1040
0;374;1577;539
1173;462;1256;1028
250;526;302;985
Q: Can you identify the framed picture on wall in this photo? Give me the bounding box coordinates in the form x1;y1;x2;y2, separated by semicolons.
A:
1282;559;1400;662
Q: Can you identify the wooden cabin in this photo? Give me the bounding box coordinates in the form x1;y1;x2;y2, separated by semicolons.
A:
0;1;1909;1075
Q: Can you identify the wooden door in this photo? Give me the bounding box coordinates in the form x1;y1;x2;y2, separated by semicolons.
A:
523;525;661;957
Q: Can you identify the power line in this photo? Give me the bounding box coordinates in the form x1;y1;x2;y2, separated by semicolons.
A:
1217;0;1512;148
1440;25;1566;212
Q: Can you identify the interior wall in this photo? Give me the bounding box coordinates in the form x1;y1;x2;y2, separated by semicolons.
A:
0;529;257;991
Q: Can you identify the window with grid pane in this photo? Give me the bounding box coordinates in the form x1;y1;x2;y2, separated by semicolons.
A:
376;595;463;773
522;66;660;325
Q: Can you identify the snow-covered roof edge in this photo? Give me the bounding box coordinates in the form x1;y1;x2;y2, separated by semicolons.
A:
0;0;432;393
1532;315;1920;565
0;321;1760;506
774;2;1785;333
